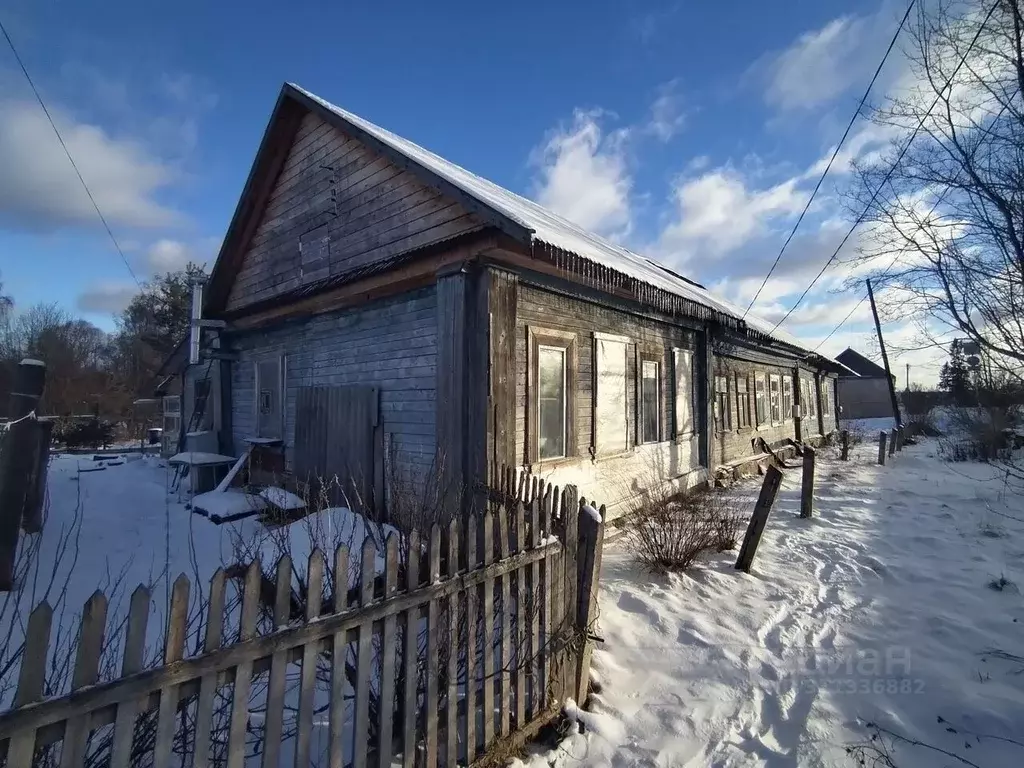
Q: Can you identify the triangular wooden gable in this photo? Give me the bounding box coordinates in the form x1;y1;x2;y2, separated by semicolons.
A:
206;86;528;316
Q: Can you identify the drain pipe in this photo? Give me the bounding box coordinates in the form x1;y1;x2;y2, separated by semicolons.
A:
189;275;206;365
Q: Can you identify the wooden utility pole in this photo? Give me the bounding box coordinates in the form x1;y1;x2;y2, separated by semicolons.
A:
736;466;783;573
0;359;47;589
866;279;903;428
800;448;816;519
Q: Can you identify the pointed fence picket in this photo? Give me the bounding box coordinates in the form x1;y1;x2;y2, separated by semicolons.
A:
0;470;603;768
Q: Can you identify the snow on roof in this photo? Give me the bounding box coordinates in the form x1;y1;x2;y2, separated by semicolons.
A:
292;84;825;359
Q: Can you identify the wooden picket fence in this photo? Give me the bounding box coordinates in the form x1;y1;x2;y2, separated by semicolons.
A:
0;478;604;768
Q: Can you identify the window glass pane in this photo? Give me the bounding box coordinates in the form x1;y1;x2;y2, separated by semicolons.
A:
596;339;628;454
736;375;748;428
538;346;566;459
642;360;659;443
755;374;767;424
674;349;693;435
770;376;781;422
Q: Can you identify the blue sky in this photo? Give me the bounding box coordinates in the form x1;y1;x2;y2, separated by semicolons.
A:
0;0;949;384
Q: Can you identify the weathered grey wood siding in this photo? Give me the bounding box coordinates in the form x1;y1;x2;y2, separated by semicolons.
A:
514;283;698;465
226;112;483;312
711;354;799;466
229;288;437;477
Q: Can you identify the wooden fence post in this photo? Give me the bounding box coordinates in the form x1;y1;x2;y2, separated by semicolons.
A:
888;429;897;458
574;502;605;706
840;430;849;461
0;359;47;589
800;447;815;519
878;431;887;465
896;427;904;452
735;465;783;573
22;420;52;534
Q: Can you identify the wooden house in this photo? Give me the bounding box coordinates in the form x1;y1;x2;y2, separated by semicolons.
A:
197;83;845;519
836;347;896;421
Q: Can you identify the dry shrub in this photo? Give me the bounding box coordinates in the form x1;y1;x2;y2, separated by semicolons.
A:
939;406;1021;462
705;490;745;552
628;484;743;571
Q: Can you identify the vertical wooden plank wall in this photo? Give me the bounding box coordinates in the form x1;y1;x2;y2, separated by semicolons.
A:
436;268;468;505
488;269;519;482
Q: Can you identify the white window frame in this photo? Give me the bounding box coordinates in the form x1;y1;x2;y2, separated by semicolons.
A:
714;375;730;433
821;378;832;416
736;374;750;430
640;359;661;445
593;332;630;457
528;326;577;465
769;374;782;425
537;344;568;461
162;395;181;437
754;372;768;427
806;379;817;418
782;376;793;422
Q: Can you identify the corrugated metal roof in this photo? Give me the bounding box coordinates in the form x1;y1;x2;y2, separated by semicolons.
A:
292;84;829;359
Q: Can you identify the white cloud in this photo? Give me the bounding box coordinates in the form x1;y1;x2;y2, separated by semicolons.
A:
531;110;633;238
143;237;218;274
0;100;180;231
656;167;805;261
646;81;686;142
763;3;911;112
766;17;866;110
76;282;139;315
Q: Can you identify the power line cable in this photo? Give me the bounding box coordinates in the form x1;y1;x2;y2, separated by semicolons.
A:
742;0;918;318
811;188;949;351
810;91;1010;353
0;17;142;288
770;0;1001;334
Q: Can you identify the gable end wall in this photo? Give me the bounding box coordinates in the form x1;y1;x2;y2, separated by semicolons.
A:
226;111;483;312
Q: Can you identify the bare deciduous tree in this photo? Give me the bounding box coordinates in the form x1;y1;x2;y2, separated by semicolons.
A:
847;0;1024;381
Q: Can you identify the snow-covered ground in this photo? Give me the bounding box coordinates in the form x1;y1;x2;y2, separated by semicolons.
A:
1;453;392;706
523;438;1024;768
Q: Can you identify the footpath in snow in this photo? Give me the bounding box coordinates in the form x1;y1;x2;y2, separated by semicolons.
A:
526;438;1024;768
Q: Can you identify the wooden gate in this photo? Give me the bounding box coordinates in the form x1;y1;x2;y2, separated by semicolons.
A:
293;385;382;513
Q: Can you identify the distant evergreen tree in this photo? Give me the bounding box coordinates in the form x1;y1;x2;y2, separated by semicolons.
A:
939;339;972;404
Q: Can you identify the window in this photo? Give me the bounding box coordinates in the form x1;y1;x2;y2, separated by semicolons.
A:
714;375;730;432
529;328;577;463
736;375;750;429
782;376;793;421
821;379;832;416
162;395;181;436
641;360;660;444
769;375;782;424
673;348;694;437
754;373;768;426
594;334;629;455
538;346;567;460
806;379;817;418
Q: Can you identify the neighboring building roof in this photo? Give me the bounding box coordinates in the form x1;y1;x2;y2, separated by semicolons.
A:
208;83;844;369
836;348;893;379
